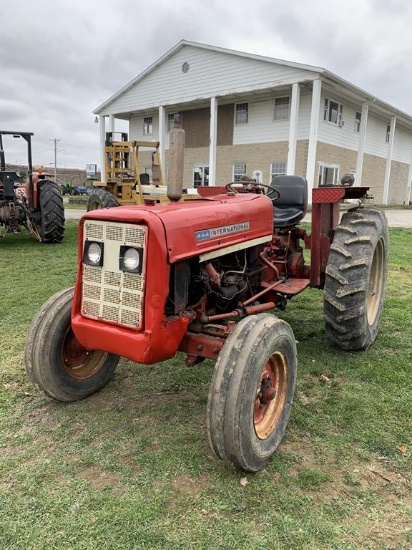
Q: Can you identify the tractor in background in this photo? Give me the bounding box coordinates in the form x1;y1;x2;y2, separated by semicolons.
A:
0;131;65;242
25;126;388;472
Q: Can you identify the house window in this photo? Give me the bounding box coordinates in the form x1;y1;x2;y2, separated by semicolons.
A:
233;164;247;181
324;98;343;125
385;124;391;142
270;162;287;181
143;116;153;135
274;97;290;120
193;165;209;187
318;163;340;187
355;111;361;133
235;103;248;124
168;113;179;132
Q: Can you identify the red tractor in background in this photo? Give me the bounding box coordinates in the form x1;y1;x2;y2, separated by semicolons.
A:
25;127;388;472
0;131;64;242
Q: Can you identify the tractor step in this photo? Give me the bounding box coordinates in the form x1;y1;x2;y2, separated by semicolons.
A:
261;278;310;296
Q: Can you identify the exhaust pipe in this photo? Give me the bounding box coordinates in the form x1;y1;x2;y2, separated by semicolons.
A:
167;114;185;202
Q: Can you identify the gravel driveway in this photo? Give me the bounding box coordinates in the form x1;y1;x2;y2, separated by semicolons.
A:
302;209;412;228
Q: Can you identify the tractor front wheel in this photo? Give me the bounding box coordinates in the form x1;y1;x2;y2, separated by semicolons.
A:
38;180;65;242
324;207;389;350
25;288;119;402
207;314;297;472
87;188;119;211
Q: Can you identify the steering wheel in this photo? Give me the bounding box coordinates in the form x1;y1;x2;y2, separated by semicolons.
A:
225;181;280;202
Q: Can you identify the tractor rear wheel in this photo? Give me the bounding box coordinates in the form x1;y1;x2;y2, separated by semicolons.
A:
207;314;297;472
25;288;119;402
324;207;389;350
87;188;119;211
38;180;65;242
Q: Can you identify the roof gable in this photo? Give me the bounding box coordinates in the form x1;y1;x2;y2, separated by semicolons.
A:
95;39;412;126
95;40;323;115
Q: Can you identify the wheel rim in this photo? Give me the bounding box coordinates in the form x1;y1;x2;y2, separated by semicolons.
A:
254;351;288;440
61;327;108;380
367;238;385;325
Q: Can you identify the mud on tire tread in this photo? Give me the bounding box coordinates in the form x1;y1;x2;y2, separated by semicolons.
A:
39;180;65;242
324;207;389;351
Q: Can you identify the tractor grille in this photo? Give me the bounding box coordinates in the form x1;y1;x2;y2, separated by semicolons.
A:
81;220;146;329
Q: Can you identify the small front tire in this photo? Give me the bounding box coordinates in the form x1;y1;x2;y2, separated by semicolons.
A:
25;288;119;402
207;314;297;472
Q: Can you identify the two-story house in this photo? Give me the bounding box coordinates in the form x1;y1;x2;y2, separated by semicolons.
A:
94;40;412;204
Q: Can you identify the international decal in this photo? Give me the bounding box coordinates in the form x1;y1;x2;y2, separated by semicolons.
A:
195;222;250;242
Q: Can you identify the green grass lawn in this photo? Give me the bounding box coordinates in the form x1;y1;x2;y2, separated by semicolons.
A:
0;222;411;549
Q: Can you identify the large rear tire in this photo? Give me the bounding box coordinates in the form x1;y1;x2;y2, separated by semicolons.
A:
38;180;65;243
324;207;389;351
25;288;119;402
87;188;118;211
207;314;297;472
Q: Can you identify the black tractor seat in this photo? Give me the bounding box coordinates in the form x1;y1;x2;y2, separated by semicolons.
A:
270;175;308;229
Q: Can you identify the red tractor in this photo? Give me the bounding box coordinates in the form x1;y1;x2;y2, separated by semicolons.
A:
25;128;388;472
0;131;65;242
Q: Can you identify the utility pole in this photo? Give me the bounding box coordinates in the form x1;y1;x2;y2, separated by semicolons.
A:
49;138;61;180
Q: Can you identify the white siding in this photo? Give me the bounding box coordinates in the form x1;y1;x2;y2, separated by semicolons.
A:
296;92;312;139
393;125;412;163
104;45;319;115
233;91;313;145
233;99;289;144
317;95;361;151
130;113;159;141
364;114;390;157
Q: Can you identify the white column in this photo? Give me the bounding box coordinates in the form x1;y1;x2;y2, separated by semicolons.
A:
99;116;106;182
355;102;369;186
287;82;300;175
158;105;166;174
208;97;218;186
108;115;115;134
383;115;396;205
305;78;322;200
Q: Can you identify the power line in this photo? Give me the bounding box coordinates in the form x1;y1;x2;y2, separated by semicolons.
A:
49;138;61;180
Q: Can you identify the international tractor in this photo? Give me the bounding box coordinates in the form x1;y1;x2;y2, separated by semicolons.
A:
25;127;388;472
0;131;65;242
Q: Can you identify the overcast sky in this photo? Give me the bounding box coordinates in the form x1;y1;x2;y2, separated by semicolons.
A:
1;0;412;170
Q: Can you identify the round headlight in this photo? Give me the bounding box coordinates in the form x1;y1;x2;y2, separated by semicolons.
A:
123;247;140;271
87;242;102;265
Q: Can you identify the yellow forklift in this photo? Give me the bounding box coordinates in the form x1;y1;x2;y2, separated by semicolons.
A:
87;133;199;210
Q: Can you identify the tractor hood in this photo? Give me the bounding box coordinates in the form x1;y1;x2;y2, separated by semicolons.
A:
81;193;274;263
